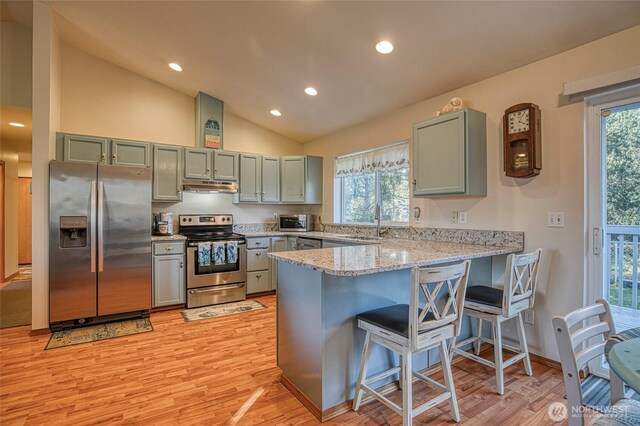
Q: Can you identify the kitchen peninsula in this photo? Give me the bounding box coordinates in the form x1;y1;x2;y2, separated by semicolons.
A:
269;235;523;421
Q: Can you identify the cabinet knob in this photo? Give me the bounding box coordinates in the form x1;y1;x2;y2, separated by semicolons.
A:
255;253;261;256
206;169;210;173
165;246;174;251
256;274;262;279
412;179;416;186
100;153;106;162
214;169;218;174
180;262;184;268
112;154;116;161
262;192;265;195
255;242;262;245
177;189;181;194
300;193;304;197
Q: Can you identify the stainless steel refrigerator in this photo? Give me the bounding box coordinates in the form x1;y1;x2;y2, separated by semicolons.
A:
49;161;152;328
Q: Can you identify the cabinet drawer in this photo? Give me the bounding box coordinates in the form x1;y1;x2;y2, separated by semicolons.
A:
287;237;297;251
247;248;269;271
247;271;271;294
247;238;270;249
153;242;185;255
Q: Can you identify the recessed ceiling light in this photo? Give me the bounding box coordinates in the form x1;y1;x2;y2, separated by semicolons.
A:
304;87;318;96
270;110;282;117
375;40;394;54
9;122;25;127
168;62;183;72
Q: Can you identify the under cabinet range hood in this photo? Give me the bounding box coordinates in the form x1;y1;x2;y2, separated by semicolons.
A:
183;179;238;194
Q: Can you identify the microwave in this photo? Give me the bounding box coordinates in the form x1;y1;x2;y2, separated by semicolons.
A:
277;214;313;232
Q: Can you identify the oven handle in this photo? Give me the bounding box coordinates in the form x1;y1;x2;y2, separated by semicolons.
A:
188;284;245;294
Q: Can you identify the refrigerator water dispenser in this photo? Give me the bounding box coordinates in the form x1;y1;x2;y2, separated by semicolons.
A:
59;216;88;248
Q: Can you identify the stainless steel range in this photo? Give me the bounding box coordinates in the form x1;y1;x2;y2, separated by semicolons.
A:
179;214;247;308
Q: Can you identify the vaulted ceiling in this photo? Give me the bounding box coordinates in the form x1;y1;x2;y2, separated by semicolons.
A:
28;1;640;142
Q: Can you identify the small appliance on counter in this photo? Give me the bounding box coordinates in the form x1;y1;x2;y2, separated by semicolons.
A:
277;214;314;232
153;212;173;236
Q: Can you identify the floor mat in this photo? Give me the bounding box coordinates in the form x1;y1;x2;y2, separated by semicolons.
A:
0;280;31;328
581;375;640;412
46;318;153;349
181;300;267;322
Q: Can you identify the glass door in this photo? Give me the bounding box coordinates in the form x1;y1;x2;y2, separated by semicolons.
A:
586;91;640;378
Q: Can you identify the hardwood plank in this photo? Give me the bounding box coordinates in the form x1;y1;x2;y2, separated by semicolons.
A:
0;294;604;424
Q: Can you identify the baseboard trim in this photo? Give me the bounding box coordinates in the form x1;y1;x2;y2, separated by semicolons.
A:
529;352;561;370
247;290;276;298
29;328;50;336
280;374;322;421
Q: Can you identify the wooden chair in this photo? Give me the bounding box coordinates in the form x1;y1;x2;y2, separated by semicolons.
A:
552;299;640;426
352;260;471;425
450;249;542;395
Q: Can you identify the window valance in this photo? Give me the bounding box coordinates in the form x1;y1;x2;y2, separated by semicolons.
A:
335;142;409;177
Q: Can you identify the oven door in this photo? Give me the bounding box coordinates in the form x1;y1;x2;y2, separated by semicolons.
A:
186;242;247;289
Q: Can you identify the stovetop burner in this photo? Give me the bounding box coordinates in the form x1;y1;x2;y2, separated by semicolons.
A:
178;214;245;244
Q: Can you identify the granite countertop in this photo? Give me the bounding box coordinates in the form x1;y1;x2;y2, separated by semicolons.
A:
241;231;379;244
151;234;187;241
268;239;519;276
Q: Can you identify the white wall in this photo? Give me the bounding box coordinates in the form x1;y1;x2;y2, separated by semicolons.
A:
303;25;640;360
18;161;32;178
31;1;60;330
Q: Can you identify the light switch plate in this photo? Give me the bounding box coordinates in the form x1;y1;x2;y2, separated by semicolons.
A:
547;212;565;228
524;309;535;325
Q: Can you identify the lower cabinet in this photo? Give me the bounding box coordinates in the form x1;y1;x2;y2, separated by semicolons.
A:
152;241;185;307
246;238;272;294
270;237;288;291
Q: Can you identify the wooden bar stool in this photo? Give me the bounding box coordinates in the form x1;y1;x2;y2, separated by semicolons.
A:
450;249;542;395
352;260;471;425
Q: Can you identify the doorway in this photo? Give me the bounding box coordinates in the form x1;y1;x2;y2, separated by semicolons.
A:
18;177;32;265
586;88;640;377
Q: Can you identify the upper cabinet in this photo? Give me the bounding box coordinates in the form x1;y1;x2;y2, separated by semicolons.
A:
62;134;109;164
153;145;183;202
184;148;212;180
412;108;486;197
281;156;322;204
213;150;239;181
111;139;151;167
261;156;280;203
239;153;261;202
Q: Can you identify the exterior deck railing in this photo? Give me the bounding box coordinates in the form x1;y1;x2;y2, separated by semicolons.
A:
606;225;640;310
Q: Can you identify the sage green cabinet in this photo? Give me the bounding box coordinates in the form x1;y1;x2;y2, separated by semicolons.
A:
270;236;288;291
152;242;185;307
153;145;183;201
184;148;212;180
281;156;323;204
111;139;151;167
412;108;486;197
213;150;239;181
261;155;280;203
62;134;109;164
239;154;261;202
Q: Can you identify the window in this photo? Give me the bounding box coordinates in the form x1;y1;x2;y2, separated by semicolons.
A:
336;142;410;224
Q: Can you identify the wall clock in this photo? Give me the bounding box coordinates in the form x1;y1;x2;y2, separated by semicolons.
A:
503;103;541;178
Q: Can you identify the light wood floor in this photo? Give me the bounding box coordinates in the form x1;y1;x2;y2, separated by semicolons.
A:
1;295;581;425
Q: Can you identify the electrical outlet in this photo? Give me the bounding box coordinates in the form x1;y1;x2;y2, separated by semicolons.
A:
414;215;421;224
449;211;459;224
524;309;535;325
459;212;467;224
547;212;565;228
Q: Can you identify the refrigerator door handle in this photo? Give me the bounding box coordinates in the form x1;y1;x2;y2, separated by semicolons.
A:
98;181;105;272
90;181;97;273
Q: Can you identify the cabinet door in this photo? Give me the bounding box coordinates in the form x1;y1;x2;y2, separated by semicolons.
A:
270;237;288;291
153;254;185;307
63;134;109;164
239;154;261;202
261;155;280;203
153;145;183;201
184;148;213;180
281;156;305;203
247;271;271;294
111;139;151;167
213;150;239;181
413;111;466;196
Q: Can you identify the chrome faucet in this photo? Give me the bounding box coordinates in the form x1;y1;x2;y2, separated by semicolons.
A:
374;204;389;238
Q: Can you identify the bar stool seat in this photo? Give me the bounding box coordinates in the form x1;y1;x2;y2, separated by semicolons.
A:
352;261;471;425
465;286;503;308
356;305;434;338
